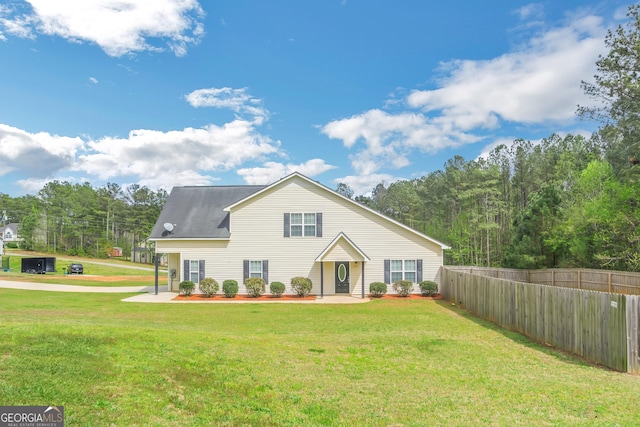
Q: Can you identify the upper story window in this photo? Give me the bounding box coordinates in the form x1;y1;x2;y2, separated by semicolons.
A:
291;213;317;237
284;213;323;238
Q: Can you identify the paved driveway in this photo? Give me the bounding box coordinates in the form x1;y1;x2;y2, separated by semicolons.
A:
0;279;167;293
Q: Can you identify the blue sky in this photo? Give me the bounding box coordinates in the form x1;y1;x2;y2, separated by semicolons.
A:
0;0;631;196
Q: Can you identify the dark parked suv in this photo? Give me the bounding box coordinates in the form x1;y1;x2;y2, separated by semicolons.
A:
67;263;84;274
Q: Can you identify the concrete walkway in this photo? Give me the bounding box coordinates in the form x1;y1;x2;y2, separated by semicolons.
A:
0;280;370;304
0;279;167;293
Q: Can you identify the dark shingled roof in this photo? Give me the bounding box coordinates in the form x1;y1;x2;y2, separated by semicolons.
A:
150;185;265;239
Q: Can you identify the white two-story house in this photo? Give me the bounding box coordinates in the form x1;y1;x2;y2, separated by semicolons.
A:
0;223;21;247
149;172;450;297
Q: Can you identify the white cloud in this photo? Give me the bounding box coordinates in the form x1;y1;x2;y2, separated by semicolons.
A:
0;5;34;40
515;3;544;21
237;159;336;184
475;128;596;162
136;169;217;190
475;137;521;161
185;87;269;125
89;77;98;84
0;0;205;57
0;119;282;193
16;176;80;193
407;15;606;129
0;83;291;193
0;124;84;177
76;120;280;181
613;6;629;21
322;109;480;175
334;173;401;197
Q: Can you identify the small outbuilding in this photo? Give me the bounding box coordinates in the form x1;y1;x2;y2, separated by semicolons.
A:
21;257;56;274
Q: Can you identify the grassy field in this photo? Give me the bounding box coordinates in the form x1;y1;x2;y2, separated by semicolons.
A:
1;290;639;426
0;252;166;287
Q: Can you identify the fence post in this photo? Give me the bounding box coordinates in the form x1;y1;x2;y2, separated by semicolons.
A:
578;270;581;289
608;272;612;293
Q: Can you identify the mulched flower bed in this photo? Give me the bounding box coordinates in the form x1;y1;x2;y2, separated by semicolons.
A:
369;294;443;300
173;293;442;301
173;294;316;301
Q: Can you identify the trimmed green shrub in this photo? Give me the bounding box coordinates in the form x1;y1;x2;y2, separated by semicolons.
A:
179;280;195;297
392;280;413;297
419;280;438;297
222;279;239;298
291;276;313;297
199;278;219;297
270;281;286;297
369;282;387;297
245;277;266;297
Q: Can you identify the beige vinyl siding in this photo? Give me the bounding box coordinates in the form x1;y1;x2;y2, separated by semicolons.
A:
321;238;366;262
157;176;444;296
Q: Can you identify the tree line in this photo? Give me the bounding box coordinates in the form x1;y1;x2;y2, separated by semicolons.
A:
1;181;166;259
342;133;640;270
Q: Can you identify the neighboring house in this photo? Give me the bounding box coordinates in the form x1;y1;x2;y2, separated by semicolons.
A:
0;223;21;245
149;172;450;296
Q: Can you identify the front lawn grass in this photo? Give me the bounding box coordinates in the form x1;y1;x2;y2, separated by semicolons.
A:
1;290;639;426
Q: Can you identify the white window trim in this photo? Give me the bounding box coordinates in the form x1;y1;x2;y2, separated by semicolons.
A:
249;260;263;279
290;212;316;237
189;260;201;284
390;259;417;283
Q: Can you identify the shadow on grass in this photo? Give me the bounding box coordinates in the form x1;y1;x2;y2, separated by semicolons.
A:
433;299;606;370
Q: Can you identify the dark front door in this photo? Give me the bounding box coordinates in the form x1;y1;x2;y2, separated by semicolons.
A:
335;262;350;294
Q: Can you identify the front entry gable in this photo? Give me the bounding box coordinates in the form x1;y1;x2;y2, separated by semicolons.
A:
315;232;370;262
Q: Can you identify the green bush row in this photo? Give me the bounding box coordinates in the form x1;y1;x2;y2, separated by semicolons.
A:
368;280;439;297
177;277;313;298
181;277;438;298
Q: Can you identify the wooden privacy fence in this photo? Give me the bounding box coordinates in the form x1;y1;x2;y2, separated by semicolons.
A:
444;266;640;295
440;267;640;374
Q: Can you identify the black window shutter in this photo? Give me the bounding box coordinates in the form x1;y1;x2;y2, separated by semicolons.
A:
243;260;249;282
183;260;189;281
316;213;323;237
384;259;390;284
199;260;205;282
262;260;269;284
284;213;290;237
416;259;423;283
